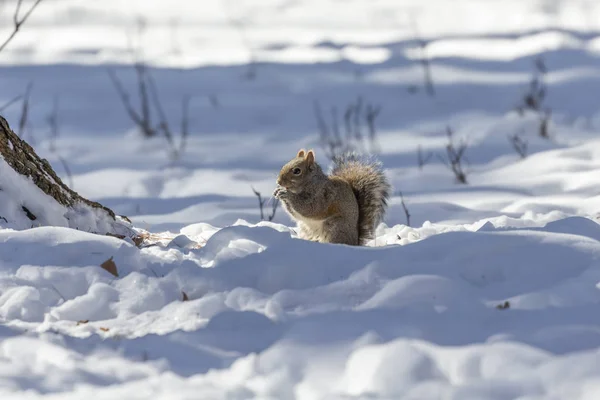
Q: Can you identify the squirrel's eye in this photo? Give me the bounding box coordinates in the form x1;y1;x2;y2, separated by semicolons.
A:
292;167;302;175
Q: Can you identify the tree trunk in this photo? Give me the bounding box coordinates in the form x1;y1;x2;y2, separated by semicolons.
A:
0;115;133;237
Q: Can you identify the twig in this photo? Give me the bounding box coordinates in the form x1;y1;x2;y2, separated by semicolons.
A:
107;69;151;135
522;57;547;112
0;94;23;112
49;283;66;302
252;186;265;221
539;109;551;139
409;14;435;97
147;265;160;278
399;191;411;227
108;18;194;160
417;145;433;169
365;103;381;153
508;133;528;159
56;155;73;188
315;96;381;160
146;72;175;148
17;81;33;137
46;95;74;188
251;186;278;221
136;63;153;136
516;57;552;140
437;127;468;184
179;95;191;155
47;95;59;151
0;0;45;53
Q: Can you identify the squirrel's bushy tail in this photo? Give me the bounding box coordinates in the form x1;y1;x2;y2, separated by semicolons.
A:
330;153;391;244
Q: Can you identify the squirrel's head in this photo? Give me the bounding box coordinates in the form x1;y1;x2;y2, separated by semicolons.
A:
276;149;321;193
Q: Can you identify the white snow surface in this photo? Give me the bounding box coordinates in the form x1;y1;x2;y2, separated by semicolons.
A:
2;0;600;398
0;153;133;235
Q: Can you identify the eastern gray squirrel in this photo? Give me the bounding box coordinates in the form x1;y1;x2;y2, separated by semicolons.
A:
273;149;390;245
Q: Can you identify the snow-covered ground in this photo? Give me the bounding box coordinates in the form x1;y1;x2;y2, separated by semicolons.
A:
3;0;600;398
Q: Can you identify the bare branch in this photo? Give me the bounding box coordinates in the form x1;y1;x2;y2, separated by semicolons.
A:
107;69;146;129
315;96;381;160
417;145;433;169
14;0;23;26
47;95;58;152
56;155;73;189
108;17;195;160
526;60;547;109
18;81;33;136
539;109;551;139
136;63;152;133
365;103;381;154
251;186;279;221
409;13;435;97
438;127;468;184
179;95;191;155
146;72;194;160
515;57;551;139
146;72;175;147
0;0;45;53
45;95;74;188
49;283;66;302
0;94;23;112
508;133;528;159
398;191;411;227
251;186;265;221
420;55;435;97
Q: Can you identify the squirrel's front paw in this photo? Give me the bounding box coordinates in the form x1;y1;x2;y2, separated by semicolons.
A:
273;186;288;199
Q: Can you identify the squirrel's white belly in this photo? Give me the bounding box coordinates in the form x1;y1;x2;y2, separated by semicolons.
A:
297;218;327;241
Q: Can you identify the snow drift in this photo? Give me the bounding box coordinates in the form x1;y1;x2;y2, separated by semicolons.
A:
1;215;600;398
0;116;132;237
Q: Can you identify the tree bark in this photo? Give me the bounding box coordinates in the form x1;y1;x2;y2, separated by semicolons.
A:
0;115;132;237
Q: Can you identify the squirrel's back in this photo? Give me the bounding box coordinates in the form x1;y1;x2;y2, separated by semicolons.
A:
330;153;391;244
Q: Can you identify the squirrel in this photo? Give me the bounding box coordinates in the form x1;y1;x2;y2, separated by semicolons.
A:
273;149;390;246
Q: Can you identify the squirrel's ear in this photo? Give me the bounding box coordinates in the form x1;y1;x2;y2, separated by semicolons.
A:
305;150;315;165
297;149;306;158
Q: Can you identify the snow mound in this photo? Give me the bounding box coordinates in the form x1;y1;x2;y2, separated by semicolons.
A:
0;156;132;237
0;215;600;398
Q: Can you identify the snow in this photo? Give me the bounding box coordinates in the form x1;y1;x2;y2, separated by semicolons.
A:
0;151;133;236
2;0;600;398
2;219;600;399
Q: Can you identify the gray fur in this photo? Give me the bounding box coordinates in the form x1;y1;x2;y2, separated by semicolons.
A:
330;152;391;244
274;150;388;246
